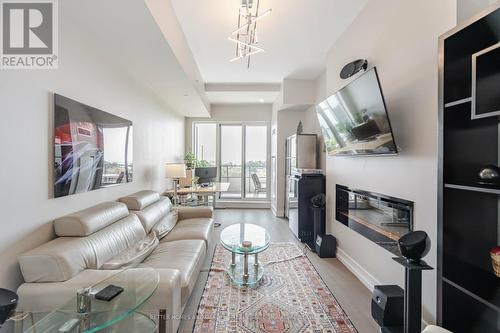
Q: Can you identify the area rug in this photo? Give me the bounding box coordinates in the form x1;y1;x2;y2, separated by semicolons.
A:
193;243;358;333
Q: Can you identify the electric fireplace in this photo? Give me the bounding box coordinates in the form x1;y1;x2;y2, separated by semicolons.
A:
336;184;414;255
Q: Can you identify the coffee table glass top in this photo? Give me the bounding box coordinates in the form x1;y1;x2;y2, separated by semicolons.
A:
23;268;159;333
220;223;270;255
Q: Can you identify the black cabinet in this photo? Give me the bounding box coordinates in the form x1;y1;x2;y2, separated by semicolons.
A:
439;5;500;331
288;172;325;244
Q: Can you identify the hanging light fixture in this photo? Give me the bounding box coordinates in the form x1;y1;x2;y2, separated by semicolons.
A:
228;0;271;68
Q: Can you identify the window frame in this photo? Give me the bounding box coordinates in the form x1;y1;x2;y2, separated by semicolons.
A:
192;120;271;201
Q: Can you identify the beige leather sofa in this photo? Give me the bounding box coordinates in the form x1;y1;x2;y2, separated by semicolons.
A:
17;190;214;333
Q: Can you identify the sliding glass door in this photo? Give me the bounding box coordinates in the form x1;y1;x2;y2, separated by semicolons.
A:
220;124;243;199
192;122;270;201
245;125;268;199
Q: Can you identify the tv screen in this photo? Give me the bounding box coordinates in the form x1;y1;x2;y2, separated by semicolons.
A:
315;67;397;156
54;94;133;198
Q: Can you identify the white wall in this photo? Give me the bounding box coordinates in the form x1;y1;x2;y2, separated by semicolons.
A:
302;72;327;171
0;16;185;290
457;0;497;23
323;0;456;324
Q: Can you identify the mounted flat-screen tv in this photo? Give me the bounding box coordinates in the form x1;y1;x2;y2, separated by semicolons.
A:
315;67;398;156
54;94;133;198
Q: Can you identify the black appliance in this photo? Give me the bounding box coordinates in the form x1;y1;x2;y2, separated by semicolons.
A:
195;167;217;185
288;170;325;245
315;67;398;156
371;285;404;333
315;234;336;258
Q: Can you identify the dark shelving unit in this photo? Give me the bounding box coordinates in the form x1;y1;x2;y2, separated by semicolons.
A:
438;4;500;332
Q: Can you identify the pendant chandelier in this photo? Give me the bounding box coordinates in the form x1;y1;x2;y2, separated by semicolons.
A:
228;0;271;68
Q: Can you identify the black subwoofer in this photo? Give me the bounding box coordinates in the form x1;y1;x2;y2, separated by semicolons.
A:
371;285;404;328
315;234;336;258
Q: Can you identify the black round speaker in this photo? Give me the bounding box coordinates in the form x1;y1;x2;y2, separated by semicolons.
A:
311;193;326;208
340;59;368;79
398;231;430;262
478;164;500;185
0;288;18;326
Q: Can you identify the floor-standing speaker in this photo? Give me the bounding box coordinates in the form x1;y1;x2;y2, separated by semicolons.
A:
371;285;404;331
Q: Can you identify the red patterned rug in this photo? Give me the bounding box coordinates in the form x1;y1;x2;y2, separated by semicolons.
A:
193;243;358;333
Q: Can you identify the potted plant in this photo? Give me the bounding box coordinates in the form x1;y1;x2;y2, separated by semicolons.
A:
184;151;196;170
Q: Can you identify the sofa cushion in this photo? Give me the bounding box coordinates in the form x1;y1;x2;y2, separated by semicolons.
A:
141;240;205;305
54;202;129;237
119;190;160;210
161;218;214;248
132;196;173;233
19;214;146;282
101;232;159;270
177;206;213;220
154;210;178;239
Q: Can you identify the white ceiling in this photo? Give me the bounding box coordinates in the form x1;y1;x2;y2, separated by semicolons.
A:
63;0;210;117
171;0;368;84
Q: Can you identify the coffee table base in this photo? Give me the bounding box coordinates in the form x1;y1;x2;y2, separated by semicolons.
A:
226;254;263;286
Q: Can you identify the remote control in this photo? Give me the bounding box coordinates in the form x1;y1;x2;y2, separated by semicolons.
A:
95;285;123;301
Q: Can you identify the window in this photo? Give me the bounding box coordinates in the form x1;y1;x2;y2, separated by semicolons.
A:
220;125;243;198
192;122;269;200
245;125;267;199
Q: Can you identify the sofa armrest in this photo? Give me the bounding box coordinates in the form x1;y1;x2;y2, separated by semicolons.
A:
176;206;213;220
17;268;183;333
142;268;182;333
17;269;119;313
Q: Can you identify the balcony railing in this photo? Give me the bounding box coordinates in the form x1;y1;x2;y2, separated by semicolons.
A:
220;164;267;198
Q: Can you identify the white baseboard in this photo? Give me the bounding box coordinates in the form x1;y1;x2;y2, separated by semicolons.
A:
336;247;431;328
336;247;380;291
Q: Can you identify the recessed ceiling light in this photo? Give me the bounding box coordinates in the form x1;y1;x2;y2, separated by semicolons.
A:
184;94;189;97
259;98;265;103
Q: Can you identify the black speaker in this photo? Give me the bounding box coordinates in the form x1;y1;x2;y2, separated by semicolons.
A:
398;230;431;263
340;59;368;79
315;234;336;258
371;285;404;327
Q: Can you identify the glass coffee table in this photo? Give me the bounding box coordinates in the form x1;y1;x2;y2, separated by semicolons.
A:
22;268;159;333
220;223;270;286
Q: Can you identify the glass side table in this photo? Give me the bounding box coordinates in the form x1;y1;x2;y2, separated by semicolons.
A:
22;268;159;333
220;224;270;286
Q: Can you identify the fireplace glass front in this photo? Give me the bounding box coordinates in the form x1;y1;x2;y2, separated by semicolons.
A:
336;184;414;255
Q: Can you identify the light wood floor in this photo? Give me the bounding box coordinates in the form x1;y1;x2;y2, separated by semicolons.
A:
178;209;379;333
